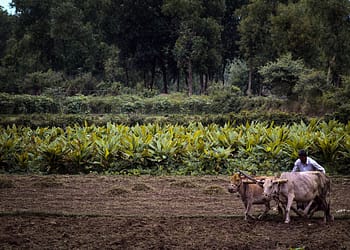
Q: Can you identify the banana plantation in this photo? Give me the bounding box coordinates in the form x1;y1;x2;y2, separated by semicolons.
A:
1;120;349;175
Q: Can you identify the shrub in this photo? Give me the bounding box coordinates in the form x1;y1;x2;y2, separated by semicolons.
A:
259;53;306;98
0;93;58;114
20;70;65;95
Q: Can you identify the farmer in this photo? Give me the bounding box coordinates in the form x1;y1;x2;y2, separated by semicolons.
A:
292;149;326;174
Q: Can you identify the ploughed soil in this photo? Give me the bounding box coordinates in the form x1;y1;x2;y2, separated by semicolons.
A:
0;174;350;250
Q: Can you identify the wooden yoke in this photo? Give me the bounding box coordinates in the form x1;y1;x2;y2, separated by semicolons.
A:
272;179;288;184
238;170;264;187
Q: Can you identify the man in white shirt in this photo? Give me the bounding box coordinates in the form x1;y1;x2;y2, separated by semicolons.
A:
292;149;326;173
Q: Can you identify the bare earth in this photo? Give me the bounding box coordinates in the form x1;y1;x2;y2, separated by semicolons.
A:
0;174;349;249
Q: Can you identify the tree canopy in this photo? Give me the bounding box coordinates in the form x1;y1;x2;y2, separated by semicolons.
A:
0;0;349;97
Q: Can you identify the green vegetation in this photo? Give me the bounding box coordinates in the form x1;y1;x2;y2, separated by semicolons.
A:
1;121;349;175
0;1;349;99
1;1;349;176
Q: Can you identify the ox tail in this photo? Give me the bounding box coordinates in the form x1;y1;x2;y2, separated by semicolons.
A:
325;175;333;221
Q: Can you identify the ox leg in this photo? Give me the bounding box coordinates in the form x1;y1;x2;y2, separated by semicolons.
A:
319;197;334;223
244;201;255;220
277;203;283;215
290;205;304;217
258;201;270;219
301;200;314;217
284;195;295;223
307;197;322;219
275;197;286;217
325;201;334;222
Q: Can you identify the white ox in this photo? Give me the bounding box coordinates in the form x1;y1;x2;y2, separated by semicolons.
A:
263;171;333;223
228;173;275;220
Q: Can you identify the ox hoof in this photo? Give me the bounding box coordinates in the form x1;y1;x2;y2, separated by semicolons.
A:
284;220;290;224
325;215;334;223
297;209;307;217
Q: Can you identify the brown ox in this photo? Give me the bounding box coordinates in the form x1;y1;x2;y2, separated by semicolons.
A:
228;173;273;220
263;171;333;223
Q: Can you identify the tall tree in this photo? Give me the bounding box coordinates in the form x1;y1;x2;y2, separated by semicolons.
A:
10;0;54;74
236;0;279;95
0;8;15;91
163;0;224;95
270;1;319;68
221;0;248;85
104;0;174;92
0;8;12;58
306;0;350;86
49;1;97;75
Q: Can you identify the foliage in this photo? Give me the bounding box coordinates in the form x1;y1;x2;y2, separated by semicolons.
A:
0;110;306;129
258;53;306;98
1;121;349;175
20;70;66;95
224;58;249;92
0;92;58;114
0;0;349;97
270;0;318;67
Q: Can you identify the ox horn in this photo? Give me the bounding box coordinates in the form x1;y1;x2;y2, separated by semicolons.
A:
272;178;288;184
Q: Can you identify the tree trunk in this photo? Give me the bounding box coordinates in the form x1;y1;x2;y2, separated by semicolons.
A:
161;63;168;94
326;56;336;85
200;74;204;94
150;61;156;90
176;71;180;92
187;60;193;96
143;71;147;88
222;61;226;86
247;61;253;96
125;66;129;87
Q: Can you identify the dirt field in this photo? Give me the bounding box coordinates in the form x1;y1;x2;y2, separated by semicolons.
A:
0;174;349;249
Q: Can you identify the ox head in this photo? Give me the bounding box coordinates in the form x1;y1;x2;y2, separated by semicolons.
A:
263;178;287;199
227;173;242;193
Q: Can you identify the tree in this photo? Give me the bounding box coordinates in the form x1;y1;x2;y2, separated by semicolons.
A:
0;8;12;58
258;53;306;98
221;0;248;85
10;0;54;73
306;0;350;86
0;8;14;89
270;0;350;87
163;0;224;95
50;1;97;75
103;0;174;92
236;0;278;95
270;1;319;68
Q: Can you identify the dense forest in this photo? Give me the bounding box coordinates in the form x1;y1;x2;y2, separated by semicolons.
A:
0;0;349;96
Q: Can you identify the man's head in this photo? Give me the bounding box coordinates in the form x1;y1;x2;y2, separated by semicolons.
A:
298;149;307;163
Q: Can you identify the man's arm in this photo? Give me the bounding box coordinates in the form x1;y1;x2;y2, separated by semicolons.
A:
292;160;299;172
310;158;326;173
